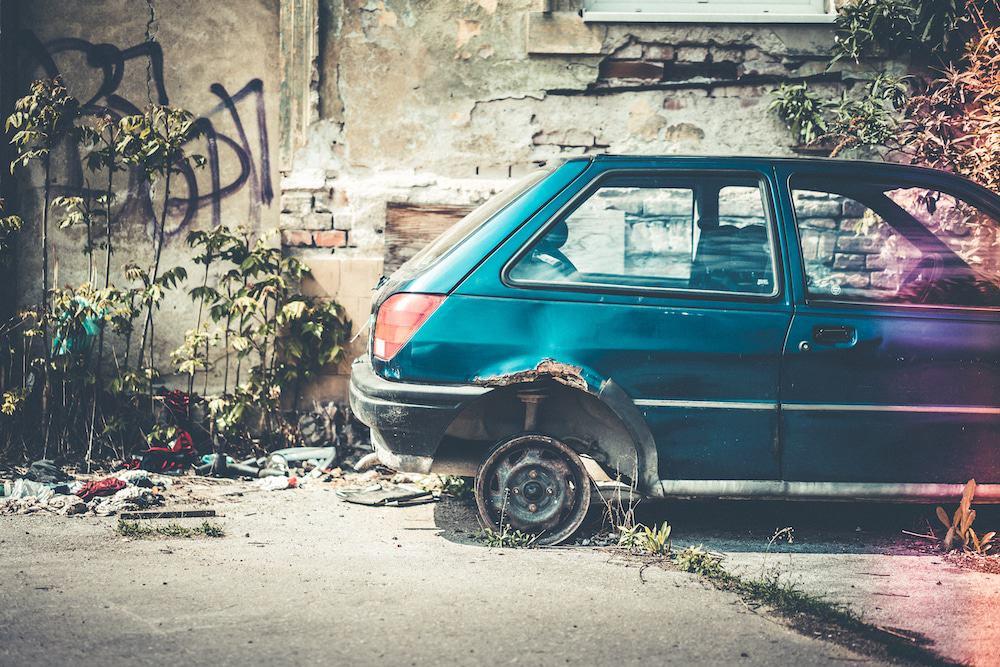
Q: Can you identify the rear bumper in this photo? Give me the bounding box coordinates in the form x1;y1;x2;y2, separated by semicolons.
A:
348;357;489;473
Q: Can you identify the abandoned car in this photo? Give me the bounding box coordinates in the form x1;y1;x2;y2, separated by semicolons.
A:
350;155;1000;544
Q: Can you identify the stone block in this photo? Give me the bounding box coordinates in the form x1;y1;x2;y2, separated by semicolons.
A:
801;217;838;230
836;235;881;254
675;46;709;63
866;254;888;270
795;199;843;218
643;44;675;60
833;253;866;270
839;272;871;289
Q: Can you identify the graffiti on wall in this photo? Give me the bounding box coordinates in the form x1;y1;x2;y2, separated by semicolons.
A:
20;30;272;238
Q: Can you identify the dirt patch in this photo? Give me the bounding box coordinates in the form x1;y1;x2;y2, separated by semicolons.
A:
943;551;1000;575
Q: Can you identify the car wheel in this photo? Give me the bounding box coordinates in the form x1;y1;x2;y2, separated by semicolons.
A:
475;433;592;546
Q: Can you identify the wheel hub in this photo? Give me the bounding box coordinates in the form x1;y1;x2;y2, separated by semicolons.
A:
484;444;578;533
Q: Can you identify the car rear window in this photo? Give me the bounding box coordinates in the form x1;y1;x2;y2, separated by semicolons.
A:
389;169;551;282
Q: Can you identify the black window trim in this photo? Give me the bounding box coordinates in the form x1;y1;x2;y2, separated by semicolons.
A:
501;168;786;304
787;173;1000;313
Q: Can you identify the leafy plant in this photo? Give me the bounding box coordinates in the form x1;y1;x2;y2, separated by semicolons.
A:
674;545;725;577
826;74;909;156
478;524;539;548
5;78;81;452
833;0;986;65
833;0;918;63
116;106;204;396
437;474;473;499
935;479;996;554
0;198;21;263
769;83;828;145
618;521;672;556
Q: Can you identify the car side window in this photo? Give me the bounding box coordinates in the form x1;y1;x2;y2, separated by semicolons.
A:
791;177;1000;308
509;176;777;296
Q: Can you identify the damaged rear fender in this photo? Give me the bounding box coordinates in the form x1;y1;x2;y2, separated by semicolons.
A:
469;358;661;496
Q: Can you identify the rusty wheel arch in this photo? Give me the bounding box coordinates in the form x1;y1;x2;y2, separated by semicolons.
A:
432;364;660;497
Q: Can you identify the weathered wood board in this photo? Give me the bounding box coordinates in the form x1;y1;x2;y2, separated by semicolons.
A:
383;203;475;274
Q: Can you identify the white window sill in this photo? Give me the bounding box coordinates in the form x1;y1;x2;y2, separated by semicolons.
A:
581;11;836;24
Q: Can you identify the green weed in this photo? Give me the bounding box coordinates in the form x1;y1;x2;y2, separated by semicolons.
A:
116;520;225;539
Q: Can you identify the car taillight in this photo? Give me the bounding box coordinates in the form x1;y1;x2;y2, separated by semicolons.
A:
373;293;446;361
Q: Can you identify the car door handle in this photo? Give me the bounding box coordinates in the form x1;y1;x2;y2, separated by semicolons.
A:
813;325;856;345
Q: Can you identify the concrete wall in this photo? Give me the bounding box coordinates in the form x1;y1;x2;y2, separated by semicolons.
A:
282;0;896;399
11;0;280;383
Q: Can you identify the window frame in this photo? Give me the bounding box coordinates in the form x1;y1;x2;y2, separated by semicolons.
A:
502;168;785;303
581;0;836;24
787;174;1000;313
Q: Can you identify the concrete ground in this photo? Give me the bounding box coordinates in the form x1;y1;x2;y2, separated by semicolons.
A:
1;482;997;666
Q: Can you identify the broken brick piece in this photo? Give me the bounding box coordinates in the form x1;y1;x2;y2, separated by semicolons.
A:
281;230;315;247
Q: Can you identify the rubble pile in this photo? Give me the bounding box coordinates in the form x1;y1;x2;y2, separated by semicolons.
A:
1;461;169;517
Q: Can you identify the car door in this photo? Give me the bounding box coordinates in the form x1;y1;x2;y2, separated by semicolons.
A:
451;160;794;483
776;163;1000;485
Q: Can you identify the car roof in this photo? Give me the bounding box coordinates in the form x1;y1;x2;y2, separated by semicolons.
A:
576;154;958;180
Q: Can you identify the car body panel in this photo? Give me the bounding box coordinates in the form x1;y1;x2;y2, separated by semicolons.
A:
773;161;1000;485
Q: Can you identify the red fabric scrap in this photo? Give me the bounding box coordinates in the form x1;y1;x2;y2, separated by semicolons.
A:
76;477;126;502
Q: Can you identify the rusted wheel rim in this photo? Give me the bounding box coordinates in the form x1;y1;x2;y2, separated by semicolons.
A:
475;434;592;546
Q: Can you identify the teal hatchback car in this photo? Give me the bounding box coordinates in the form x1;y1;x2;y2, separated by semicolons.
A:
350;155;1000;544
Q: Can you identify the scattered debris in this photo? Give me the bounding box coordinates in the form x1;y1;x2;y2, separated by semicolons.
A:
253;476;300;492
336;483;437;507
76;477;126;502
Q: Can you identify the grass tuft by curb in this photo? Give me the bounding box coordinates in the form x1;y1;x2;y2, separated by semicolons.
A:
670;545;955;666
116;519;225;539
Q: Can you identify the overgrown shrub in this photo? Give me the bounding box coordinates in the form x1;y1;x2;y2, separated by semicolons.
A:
0;79;351;465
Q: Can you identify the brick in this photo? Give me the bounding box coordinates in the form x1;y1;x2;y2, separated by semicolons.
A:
599;60;664;81
280;191;313;215
281;230;314;247
301;211;335;230
313;229;348;247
